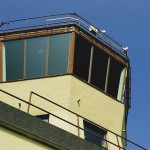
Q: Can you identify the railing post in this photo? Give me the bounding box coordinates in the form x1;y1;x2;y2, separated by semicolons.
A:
27;91;32;114
77;115;80;137
4;22;9;33
25;18;29;30
116;135;121;150
77;15;80;26
67;13;70;25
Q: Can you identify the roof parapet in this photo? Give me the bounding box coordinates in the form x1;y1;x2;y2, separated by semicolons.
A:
0;13;128;59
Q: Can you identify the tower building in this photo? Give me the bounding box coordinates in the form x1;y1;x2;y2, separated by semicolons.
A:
0;13;145;150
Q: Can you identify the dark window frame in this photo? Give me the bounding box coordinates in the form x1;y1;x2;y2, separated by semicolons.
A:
84;120;107;148
36;114;49;122
73;34;126;102
3;33;71;81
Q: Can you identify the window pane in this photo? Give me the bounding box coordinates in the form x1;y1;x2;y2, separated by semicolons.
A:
26;37;47;78
84;121;107;147
4;40;24;81
73;35;92;81
91;47;109;91
48;33;70;75
36;114;49;122
117;68;126;101
107;58;125;98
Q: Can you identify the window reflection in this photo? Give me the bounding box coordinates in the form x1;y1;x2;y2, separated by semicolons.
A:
48;33;70;75
4;40;24;81
26;37;47;78
3;33;70;81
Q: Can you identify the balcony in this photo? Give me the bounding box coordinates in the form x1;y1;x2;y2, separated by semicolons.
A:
0;88;146;150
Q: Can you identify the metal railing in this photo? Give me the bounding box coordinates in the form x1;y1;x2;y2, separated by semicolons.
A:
0;13;128;59
0;89;146;150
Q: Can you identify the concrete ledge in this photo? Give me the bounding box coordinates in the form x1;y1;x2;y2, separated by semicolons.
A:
0;101;106;150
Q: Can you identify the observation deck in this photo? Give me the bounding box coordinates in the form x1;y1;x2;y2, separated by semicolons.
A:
0;13;128;60
0;13;144;150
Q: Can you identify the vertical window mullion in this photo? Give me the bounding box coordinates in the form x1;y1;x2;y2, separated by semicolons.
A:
24;39;26;79
0;42;2;82
45;36;49;76
88;46;94;83
68;32;76;73
105;57;111;93
2;44;5;81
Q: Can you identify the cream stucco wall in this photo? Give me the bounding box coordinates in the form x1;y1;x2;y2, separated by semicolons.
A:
0;76;70;114
69;76;125;135
0;126;56;150
0;75;125;149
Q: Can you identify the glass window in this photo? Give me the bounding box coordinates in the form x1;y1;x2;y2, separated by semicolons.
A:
48;33;70;75
26;37;47;78
73;34;126;100
4;40;24;81
91;47;109;91
73;35;92;81
84;121;107;148
107;58;125;98
36;114;49;122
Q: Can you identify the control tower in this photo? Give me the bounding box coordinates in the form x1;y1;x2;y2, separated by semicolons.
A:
0;13;145;150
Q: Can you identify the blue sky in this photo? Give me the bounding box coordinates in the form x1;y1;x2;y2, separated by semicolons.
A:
0;0;149;149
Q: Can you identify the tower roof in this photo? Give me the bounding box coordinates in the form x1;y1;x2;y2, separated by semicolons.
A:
0;13;128;60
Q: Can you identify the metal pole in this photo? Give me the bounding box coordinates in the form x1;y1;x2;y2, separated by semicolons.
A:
27;91;32;114
77;115;80;137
